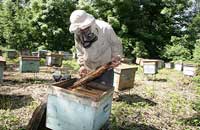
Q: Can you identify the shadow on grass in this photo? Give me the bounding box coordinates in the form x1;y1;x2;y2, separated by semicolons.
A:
2;78;53;85
147;77;167;82
110;123;159;130
0;94;34;110
114;94;157;106
180;114;200;126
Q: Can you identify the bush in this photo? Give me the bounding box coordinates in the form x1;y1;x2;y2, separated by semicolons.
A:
193;39;200;63
62;60;79;71
193;75;200;85
6;57;19;64
133;41;149;58
163;44;191;61
163;36;192;61
40;58;46;66
122;37;149;58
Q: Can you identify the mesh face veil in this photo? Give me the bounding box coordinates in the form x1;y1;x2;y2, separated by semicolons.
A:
76;26;98;48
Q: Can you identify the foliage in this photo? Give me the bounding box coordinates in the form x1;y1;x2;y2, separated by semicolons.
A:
77;0;193;58
193;75;200;85
29;0;76;51
133;41;149;58
62;59;79;71
40;58;46;66
0;0;197;60
193;39;200;63
0;0;76;51
0;0;36;51
163;44;191;61
188;13;200;41
70;45;76;53
193;101;200;112
167;93;187;114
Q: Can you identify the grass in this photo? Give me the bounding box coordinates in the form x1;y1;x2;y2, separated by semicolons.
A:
110;67;198;130
0;98;39;130
0;63;200;130
167;93;188;114
62;59;80;72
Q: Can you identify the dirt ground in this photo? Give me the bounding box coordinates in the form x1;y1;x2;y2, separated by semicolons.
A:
0;66;199;130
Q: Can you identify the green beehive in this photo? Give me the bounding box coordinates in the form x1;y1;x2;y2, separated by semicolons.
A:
20;56;40;73
0;56;6;82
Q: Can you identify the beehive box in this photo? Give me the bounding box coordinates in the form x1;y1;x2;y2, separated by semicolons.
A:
0;56;5;82
174;62;183;71
157;60;164;69
59;51;73;60
38;50;48;58
113;63;137;91
183;64;199;76
6;50;18;59
46;79;114;130
32;52;39;57
165;62;174;69
46;53;63;67
21;49;31;56
141;59;163;69
143;60;158;75
19;56;40;73
136;57;142;65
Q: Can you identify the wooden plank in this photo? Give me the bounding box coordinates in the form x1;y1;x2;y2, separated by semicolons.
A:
86;82;112;91
52;78;77;88
70;62;112;89
26;102;50;130
73;86;104;98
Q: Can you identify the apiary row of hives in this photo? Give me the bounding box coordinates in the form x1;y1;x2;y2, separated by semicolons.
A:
136;58;199;77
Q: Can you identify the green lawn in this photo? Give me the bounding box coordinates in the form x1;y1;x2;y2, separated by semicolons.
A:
0;63;199;130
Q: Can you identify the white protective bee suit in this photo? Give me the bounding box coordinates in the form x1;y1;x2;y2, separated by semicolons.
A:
69;10;123;86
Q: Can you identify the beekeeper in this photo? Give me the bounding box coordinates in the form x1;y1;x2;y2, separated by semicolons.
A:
69;10;123;86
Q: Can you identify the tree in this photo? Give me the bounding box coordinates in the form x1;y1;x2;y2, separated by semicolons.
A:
0;0;36;51
77;0;193;58
30;0;76;51
193;39;200;63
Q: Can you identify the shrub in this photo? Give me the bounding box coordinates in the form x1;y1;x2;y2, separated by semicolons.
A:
40;58;46;66
122;37;149;58
193;39;200;63
163;44;191;61
193;75;200;85
62;60;79;71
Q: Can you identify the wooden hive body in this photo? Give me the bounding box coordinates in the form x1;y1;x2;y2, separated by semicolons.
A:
46;79;114;130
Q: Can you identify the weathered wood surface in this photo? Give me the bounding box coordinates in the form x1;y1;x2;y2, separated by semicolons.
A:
26;102;51;130
70;62;112;89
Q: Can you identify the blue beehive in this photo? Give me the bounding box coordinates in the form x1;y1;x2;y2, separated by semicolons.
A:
19;56;40;73
46;79;114;130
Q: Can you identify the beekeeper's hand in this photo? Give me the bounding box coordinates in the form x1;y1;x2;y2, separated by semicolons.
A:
79;66;90;77
111;55;121;68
